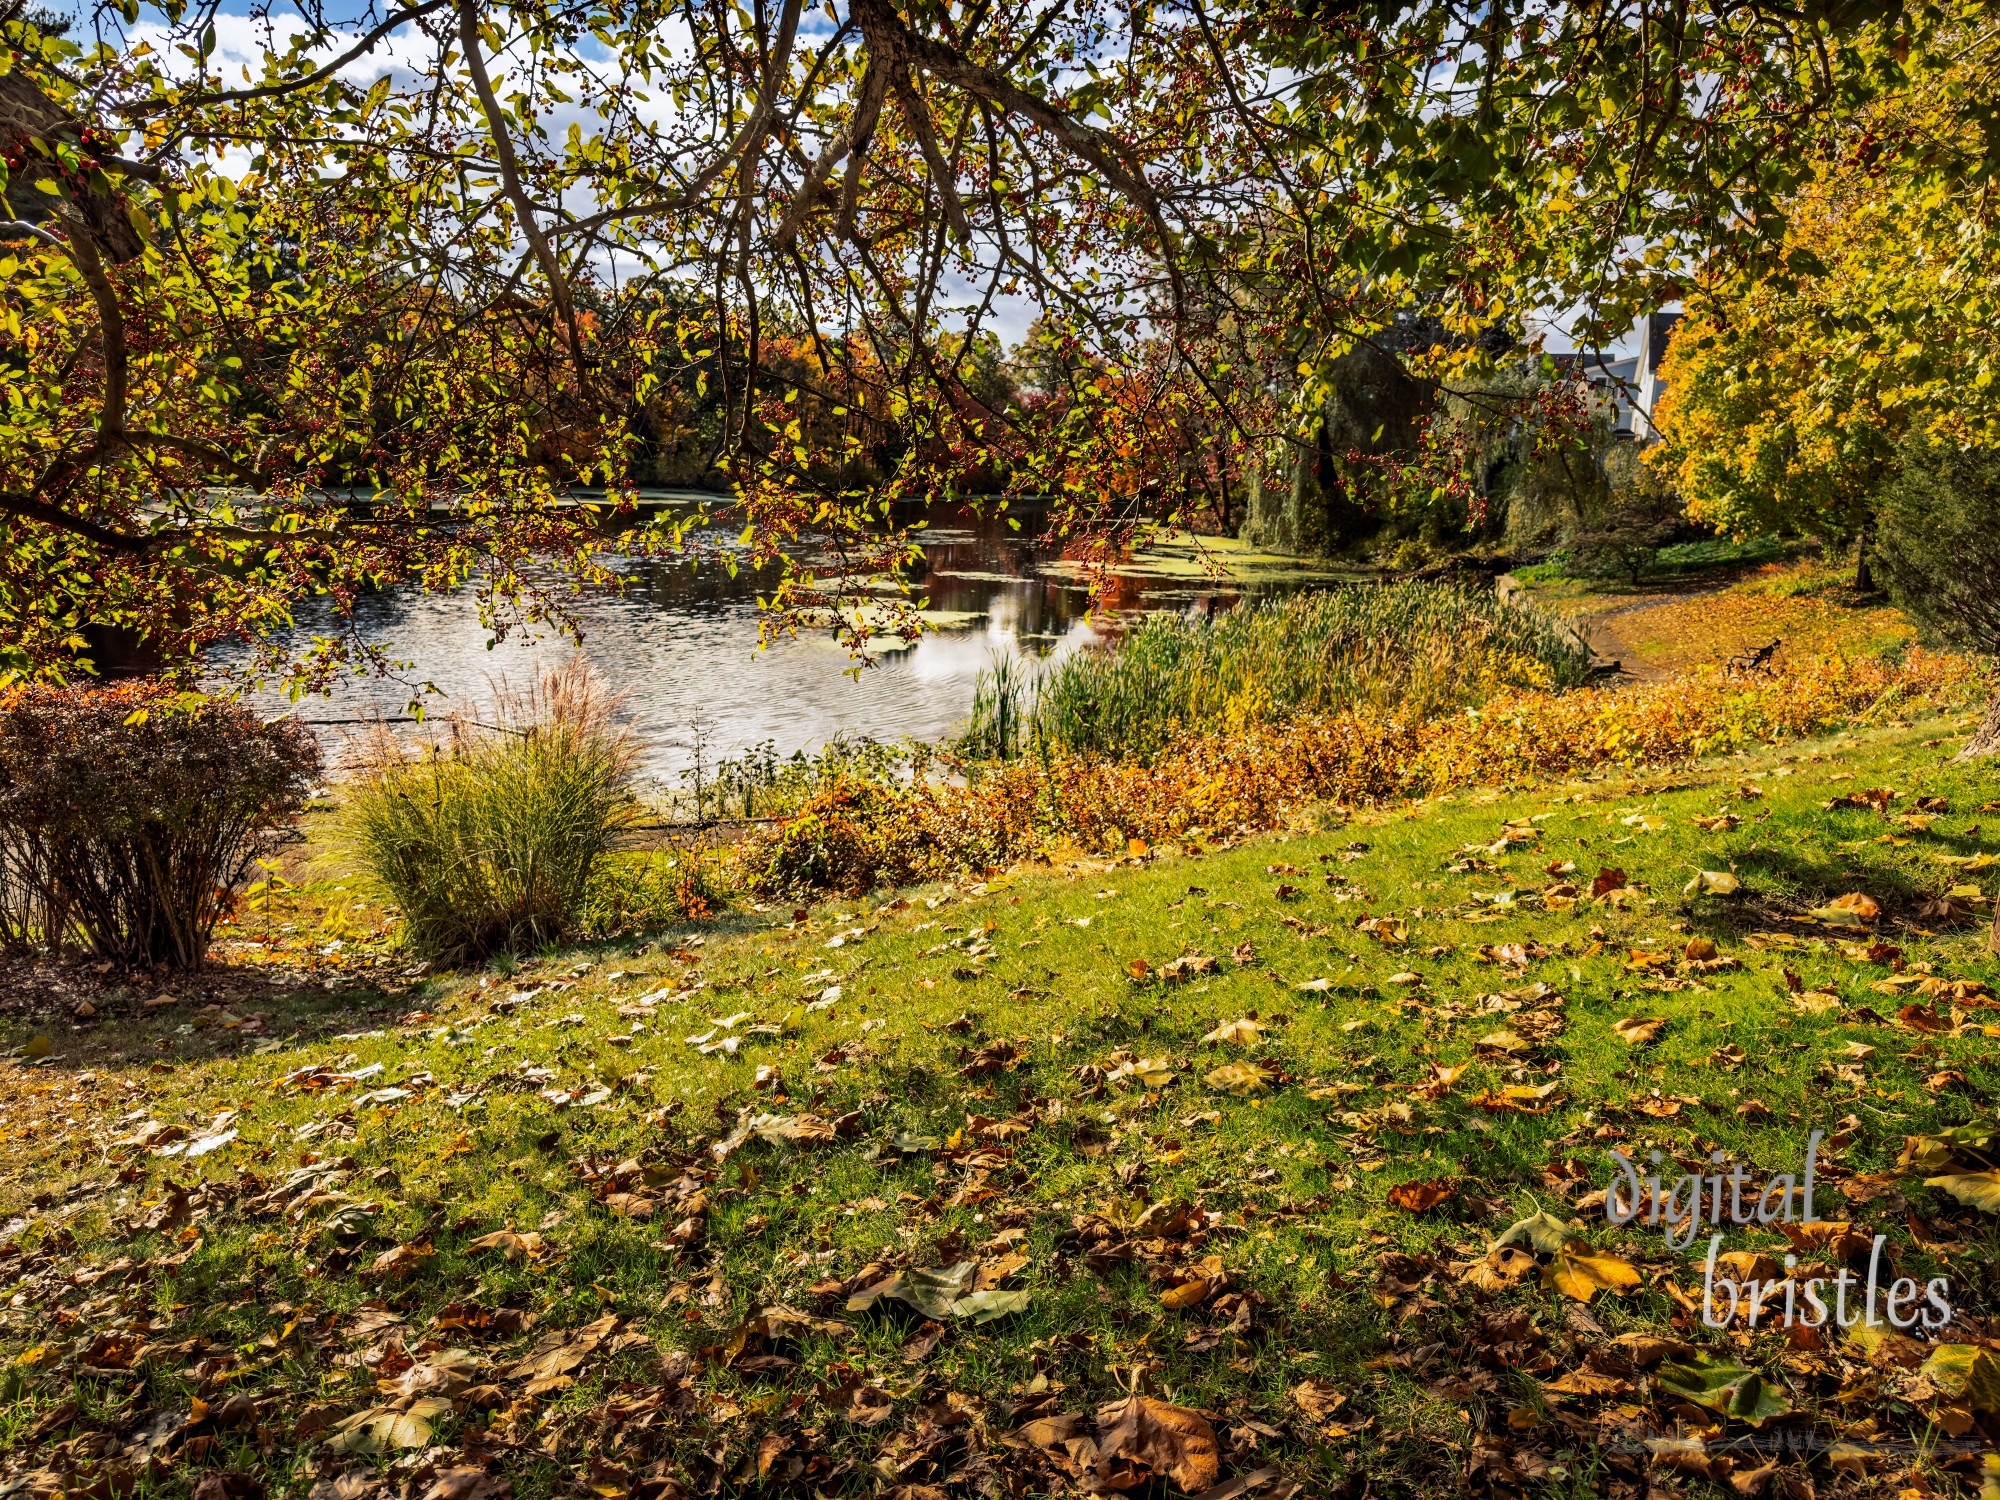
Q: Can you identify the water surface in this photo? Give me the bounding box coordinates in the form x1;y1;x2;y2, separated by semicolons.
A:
250;506;1352;783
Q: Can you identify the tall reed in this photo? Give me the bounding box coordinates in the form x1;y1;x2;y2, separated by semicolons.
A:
961;584;1593;760
339;660;638;963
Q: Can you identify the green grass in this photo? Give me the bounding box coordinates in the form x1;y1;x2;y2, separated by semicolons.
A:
963;583;1592;759
3;709;1999;1497
1514;535;1799;588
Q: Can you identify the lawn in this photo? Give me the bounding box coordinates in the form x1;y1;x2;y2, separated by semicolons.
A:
4;706;2000;1500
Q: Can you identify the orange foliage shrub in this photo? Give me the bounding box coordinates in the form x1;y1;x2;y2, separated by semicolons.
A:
737;649;1979;894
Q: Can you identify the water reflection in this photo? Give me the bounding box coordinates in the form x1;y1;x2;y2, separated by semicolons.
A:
244;504;1322;782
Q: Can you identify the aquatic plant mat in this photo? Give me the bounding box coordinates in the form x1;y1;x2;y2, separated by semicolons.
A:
7;710;2000;1499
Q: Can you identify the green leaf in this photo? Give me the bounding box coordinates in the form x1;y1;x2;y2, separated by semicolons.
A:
949;1289;1034;1325
1655;1356;1791;1425
1493;1211;1581;1254
1919;1344;2000;1411
846;1262;976;1319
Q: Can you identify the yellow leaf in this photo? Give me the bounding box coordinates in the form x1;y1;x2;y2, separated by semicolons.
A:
1920;1344;2000;1411
1925;1171;2000;1213
1545;1242;1642;1302
1201;1018;1267;1047
1204;1061;1277;1097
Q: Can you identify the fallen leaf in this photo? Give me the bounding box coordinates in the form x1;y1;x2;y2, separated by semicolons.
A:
326;1398;452;1456
1094;1394;1220;1493
1204;1061;1279;1097
1494;1211;1581;1254
1291;1377;1347;1425
1201;1018;1267;1047
1387;1178;1457;1214
1654;1355;1791;1425
465;1230;542;1261
847;1262;978;1319
1811;892;1880;928
422;1471;509;1500
949;1289;1034;1325
1612;1016;1666;1046
1925;1171;2000;1213
495;1313;619;1396
1684;870;1741;896
1919;1344;2000;1412
1357;915;1407;945
1545;1242;1641;1302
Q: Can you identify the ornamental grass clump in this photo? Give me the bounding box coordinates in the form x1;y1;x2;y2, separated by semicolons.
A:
0;681;321;968
340;661;639;964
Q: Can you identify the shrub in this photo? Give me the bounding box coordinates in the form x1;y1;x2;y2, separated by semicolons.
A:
0;681;321;968
1874;440;2000;658
738;780;908;896
339;661;639;963
584;851;723;934
1873;438;2000;759
742;645;1978;895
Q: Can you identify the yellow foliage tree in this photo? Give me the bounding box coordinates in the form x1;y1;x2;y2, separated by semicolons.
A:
1650;32;2000;562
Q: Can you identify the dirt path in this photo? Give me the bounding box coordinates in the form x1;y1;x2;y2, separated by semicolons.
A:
1570;592;1708;684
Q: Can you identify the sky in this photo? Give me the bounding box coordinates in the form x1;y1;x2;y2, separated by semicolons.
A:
66;0;1663;358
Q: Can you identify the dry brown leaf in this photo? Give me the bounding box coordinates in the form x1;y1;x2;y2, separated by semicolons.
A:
1291;1377;1347;1425
1094;1394;1220;1494
465;1230;542;1261
496;1313;619;1396
1387;1178;1457;1213
1611;1016;1666;1046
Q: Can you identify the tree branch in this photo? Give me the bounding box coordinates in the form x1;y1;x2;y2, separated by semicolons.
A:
118;0;454;119
456;0;593;398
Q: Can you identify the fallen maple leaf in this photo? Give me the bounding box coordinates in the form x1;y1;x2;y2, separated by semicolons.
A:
847;1262;978;1318
1925;1171;2000;1213
1612;1016;1666;1045
465;1230;542;1260
1590;867;1628;900
496;1313;619;1396
1093;1394;1220;1493
1291;1377;1347;1425
1205;1060;1279;1096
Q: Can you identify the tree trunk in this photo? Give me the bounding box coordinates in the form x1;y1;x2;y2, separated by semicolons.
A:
1854;535;1875;594
1958;690;2000;763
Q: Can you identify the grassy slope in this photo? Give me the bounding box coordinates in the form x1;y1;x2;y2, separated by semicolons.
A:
4;708;2000;1498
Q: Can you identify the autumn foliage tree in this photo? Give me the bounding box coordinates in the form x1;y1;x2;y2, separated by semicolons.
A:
1;0;1987;686
1650;28;2000;569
